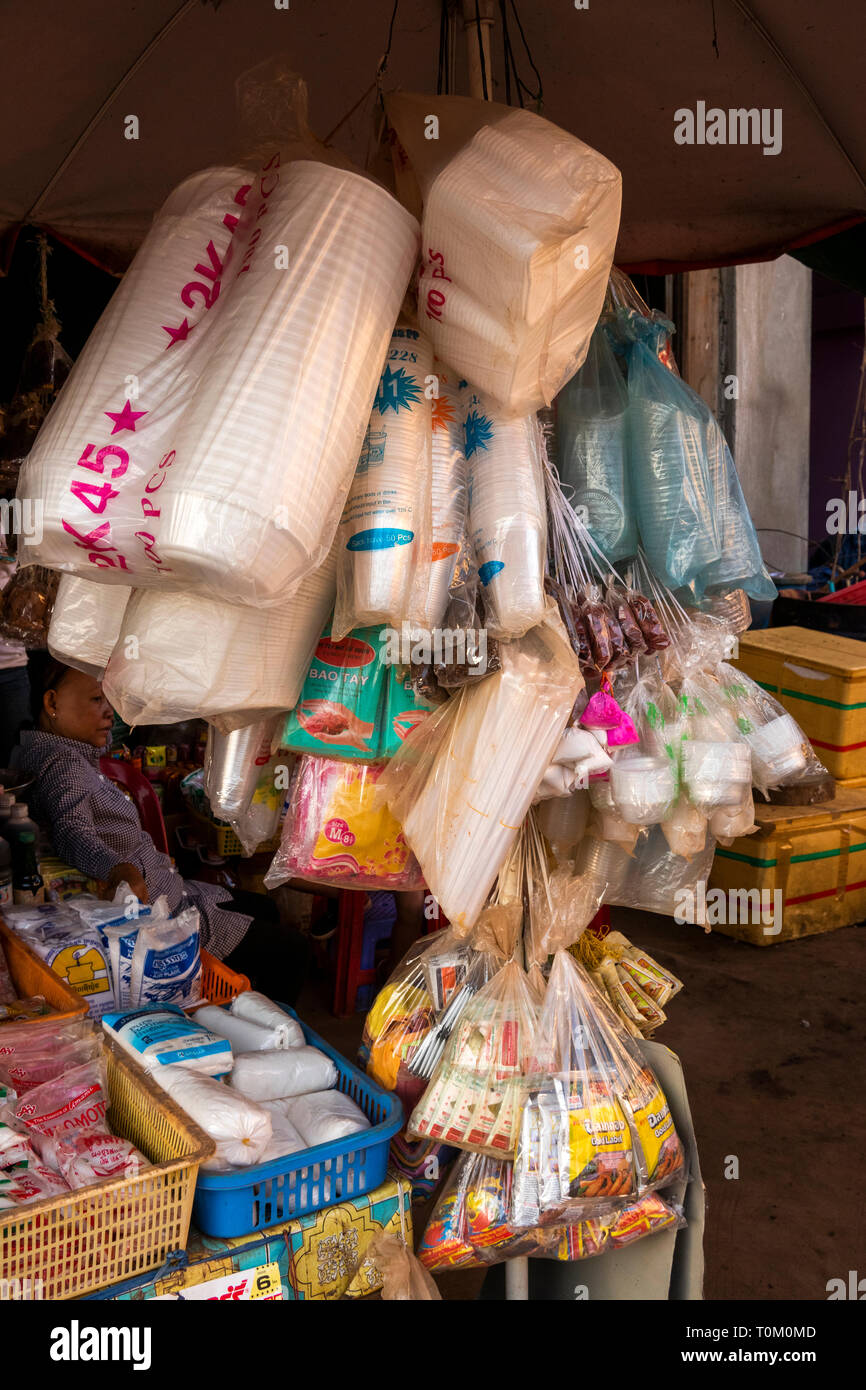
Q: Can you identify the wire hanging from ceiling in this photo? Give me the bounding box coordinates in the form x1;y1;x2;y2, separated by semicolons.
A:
499;0;542;110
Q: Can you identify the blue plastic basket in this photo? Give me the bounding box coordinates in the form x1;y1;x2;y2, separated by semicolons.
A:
191;1007;403;1239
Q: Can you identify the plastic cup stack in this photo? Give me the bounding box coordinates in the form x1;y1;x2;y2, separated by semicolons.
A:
682;740;752;811
610;756;677;824
419;367;468;629
335;326;434;635
205;718;278;821
464;390;547;638
746;715;809;785
156;161;420;606
17;166;253;584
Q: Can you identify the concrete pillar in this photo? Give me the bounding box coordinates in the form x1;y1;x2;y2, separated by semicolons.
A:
732;256;812;576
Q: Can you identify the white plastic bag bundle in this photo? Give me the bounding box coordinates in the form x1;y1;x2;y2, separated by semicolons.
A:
231;992;305;1047
228;1047;337;1102
464;390;547;638
193;1005;289;1053
420;364;468;629
47;574;131;676
286;1089;371;1146
102;544;336;728
333;324;433;638
156;160;420;606
102;1004;232;1078
18;166;253;584
383;612;582;931
158;1066;272;1169
387;94;621;414
258;1102;307;1161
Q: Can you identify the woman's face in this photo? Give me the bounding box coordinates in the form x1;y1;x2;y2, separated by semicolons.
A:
42;670;115;748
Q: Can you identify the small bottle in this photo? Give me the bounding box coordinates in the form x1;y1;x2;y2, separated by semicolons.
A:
0;793;15;837
4;803;40;851
12;830;44;905
0;833;12;907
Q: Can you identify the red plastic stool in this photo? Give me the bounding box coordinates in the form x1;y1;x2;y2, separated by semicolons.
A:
332;890;374;1018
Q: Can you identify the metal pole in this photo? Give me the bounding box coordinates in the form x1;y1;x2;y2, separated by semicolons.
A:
461;0;495;102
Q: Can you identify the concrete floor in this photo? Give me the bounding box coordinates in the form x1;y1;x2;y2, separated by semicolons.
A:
298;912;866;1301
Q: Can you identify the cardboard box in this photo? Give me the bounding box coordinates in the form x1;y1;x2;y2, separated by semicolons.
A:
733;626;866;779
88;1174;412;1301
709;786;866;944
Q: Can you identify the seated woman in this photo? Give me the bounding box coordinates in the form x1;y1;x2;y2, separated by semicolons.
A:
15;656;309;1004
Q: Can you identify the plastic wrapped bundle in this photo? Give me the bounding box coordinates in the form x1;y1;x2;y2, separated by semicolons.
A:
464;389;548;639
156;161;420;605
681;740;751;812
609;824;717;915
609;757;676;825
102;546;336;729
17;166;254;585
334;325;433;638
387;94;621;414
408;961;540;1158
715;663;824;794
383;613;582;931
512;951;685;1226
265;756;424;892
556;325;636;561
621;313;774;599
420;365;468;629
47;574;131;676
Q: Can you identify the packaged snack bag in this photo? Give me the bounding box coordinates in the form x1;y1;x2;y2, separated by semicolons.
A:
265;756;424;891
513;951;684;1224
408;960;540;1158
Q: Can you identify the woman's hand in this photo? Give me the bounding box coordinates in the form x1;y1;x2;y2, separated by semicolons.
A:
102;862;150;905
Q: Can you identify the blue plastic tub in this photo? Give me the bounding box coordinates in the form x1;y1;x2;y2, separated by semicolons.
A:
191;1007;403;1239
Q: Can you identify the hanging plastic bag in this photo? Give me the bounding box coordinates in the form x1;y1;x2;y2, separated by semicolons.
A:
102;546;337;731
618;310;775;599
556;324;636;561
383;611;582;931
463;389;548;639
607;824;717;916
408;960;540;1158
715;662;828;796
265;756;424;892
365;1232;442;1300
359;917;512;1112
333;324;433;638
430;547;501;690
386;91;621;414
512;951;685;1227
47;574;131;677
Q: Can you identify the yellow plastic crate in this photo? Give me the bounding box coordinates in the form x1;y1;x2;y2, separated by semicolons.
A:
0;1041;214;1300
709;786;866;945
733;626;866;779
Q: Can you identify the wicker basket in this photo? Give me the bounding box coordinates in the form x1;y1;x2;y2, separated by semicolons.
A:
0;1040;214;1300
0;916;88;1025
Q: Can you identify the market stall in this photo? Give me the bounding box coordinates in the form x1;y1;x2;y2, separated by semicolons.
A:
0;9;855;1306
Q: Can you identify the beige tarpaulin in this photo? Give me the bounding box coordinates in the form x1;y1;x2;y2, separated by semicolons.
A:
1;0;864;273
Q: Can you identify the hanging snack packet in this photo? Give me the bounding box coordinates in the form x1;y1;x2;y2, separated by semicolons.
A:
265;756;424;892
408;960;540;1158
282;622;389;761
513;951;684;1225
